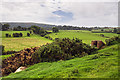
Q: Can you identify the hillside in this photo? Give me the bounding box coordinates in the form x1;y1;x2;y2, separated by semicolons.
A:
46;30;118;44
1;22;55;29
2;44;119;79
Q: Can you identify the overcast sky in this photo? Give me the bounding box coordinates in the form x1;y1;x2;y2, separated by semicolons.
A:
0;0;119;27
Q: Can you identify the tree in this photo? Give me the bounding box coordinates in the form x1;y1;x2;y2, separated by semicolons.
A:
101;29;104;31
27;33;30;37
52;27;59;33
113;28;117;33
2;23;10;31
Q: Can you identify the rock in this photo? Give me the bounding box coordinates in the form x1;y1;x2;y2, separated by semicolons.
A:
14;66;27;73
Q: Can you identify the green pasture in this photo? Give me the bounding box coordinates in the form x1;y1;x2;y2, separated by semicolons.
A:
3;44;118;78
1;31;53;51
46;30;116;44
1;31;30;38
1;30;117;51
93;33;118;38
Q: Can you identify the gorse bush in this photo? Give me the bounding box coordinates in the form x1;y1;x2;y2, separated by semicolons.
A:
32;38;97;62
105;36;120;46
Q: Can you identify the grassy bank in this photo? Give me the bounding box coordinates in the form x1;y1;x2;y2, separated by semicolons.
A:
3;44;118;78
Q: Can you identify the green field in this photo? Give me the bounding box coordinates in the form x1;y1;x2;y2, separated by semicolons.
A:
1;30;118;51
1;30;119;78
3;44;119;78
1;31;53;51
46;30;117;44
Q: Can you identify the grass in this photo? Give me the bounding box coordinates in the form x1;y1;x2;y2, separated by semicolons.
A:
2;44;119;78
1;31;30;38
1;31;53;51
93;33;118;38
0;54;12;60
1;30;117;51
46;30;117;44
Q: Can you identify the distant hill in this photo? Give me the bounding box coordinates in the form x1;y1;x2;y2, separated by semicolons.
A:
0;22;56;29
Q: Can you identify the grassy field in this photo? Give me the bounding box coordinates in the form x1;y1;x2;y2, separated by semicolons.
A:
1;31;53;51
46;30;117;44
93;33;118;38
2;44;119;78
1;30;118;51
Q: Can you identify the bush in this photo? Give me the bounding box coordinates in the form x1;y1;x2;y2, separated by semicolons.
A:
105;36;120;46
32;38;97;62
8;34;11;37
44;35;53;40
13;33;19;37
52;27;59;33
27;33;30;37
20;33;23;37
100;34;104;37
13;33;23;37
2;51;18;55
0;45;4;54
5;33;9;37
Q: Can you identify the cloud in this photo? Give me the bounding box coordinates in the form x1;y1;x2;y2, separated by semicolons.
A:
3;0;120;2
50;10;73;23
1;0;118;27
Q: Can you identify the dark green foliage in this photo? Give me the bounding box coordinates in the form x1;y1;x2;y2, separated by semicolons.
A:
8;34;11;37
2;23;10;31
30;30;32;34
52;27;59;33
13;33;20;37
13;26;27;31
5;33;9;37
32;38;97;62
100;34;104;37
105;36;120;46
44;35;53;40
29;25;47;37
27;33;30;37
19;33;23;37
0;45;4;54
13;33;23;37
113;28;117;33
101;29;104;31
5;33;11;37
2;51;18;55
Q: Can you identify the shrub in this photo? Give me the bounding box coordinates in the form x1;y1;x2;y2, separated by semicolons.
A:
27;33;30;37
8;34;11;37
105;36;120;46
20;33;23;37
0;45;4;54
32;38;97;62
5;33;9;37
52;27;59;33
100;34;104;37
13;33;20;37
44;35;53;40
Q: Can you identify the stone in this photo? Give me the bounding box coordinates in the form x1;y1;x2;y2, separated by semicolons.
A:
14;66;27;73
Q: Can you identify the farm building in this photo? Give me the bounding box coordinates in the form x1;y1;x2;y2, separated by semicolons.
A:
91;40;105;49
